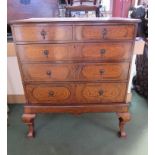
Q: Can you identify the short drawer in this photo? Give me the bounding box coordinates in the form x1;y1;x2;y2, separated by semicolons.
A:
26;84;72;104
75;25;135;41
25;82;127;104
16;44;75;62
16;42;132;62
77;42;132;61
76;82;127;103
81;63;129;81
22;63;129;82
12;24;73;42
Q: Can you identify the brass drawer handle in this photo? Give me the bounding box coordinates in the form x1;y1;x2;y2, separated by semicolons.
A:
100;49;106;55
48;91;55;97
98;89;104;96
46;70;52;76
40;29;47;40
43;50;49;57
102;28;107;39
99;69;105;75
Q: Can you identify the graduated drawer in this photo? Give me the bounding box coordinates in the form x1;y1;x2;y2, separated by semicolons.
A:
26;82;127;104
12;24;73;42
16;42;132;62
75;25;135;41
22;63;129;82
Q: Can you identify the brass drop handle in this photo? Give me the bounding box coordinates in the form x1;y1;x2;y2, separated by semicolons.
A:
102;28;107;39
43;50;49;57
98;89;104;96
99;69;105;75
40;29;47;40
46;70;52;76
48;91;55;97
100;49;106;55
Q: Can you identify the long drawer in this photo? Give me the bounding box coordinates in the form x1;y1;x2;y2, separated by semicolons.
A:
16;42;132;62
75;25;135;41
25;83;127;104
22;63;129;82
12;24;73;42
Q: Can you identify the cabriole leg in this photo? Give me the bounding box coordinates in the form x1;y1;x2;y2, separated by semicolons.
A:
22;114;36;138
117;112;131;137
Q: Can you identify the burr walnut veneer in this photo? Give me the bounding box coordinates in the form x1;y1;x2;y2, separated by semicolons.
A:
10;18;140;138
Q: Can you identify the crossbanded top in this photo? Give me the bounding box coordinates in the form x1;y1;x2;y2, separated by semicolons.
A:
9;17;141;24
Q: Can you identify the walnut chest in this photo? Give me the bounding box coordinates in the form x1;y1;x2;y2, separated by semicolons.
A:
10;17;140;138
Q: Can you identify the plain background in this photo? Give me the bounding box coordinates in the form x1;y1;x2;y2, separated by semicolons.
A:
0;1;154;155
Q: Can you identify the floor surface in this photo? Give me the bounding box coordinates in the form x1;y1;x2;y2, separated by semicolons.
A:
7;91;148;155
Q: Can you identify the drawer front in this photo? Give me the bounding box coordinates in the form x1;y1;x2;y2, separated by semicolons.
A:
77;42;132;61
26;83;127;104
81;63;129;81
17;42;132;62
13;25;73;42
16;44;75;62
75;25;135;41
76;82;127;103
22;63;72;81
22;63;129;82
26;84;72;104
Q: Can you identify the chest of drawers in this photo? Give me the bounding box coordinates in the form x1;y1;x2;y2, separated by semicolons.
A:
10;18;140;138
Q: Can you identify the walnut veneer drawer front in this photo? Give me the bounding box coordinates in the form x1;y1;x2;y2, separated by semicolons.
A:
17;44;74;62
75;25;135;41
13;25;73;42
26;83;127;104
22;63;129;82
78;42;132;61
81;63;129;81
17;42;132;62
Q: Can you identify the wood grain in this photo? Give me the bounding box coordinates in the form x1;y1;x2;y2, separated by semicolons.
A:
24;104;129;114
16;42;132;62
22;63;129;82
75;25;135;40
9;17;141;24
25;83;127;104
12;24;73;42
